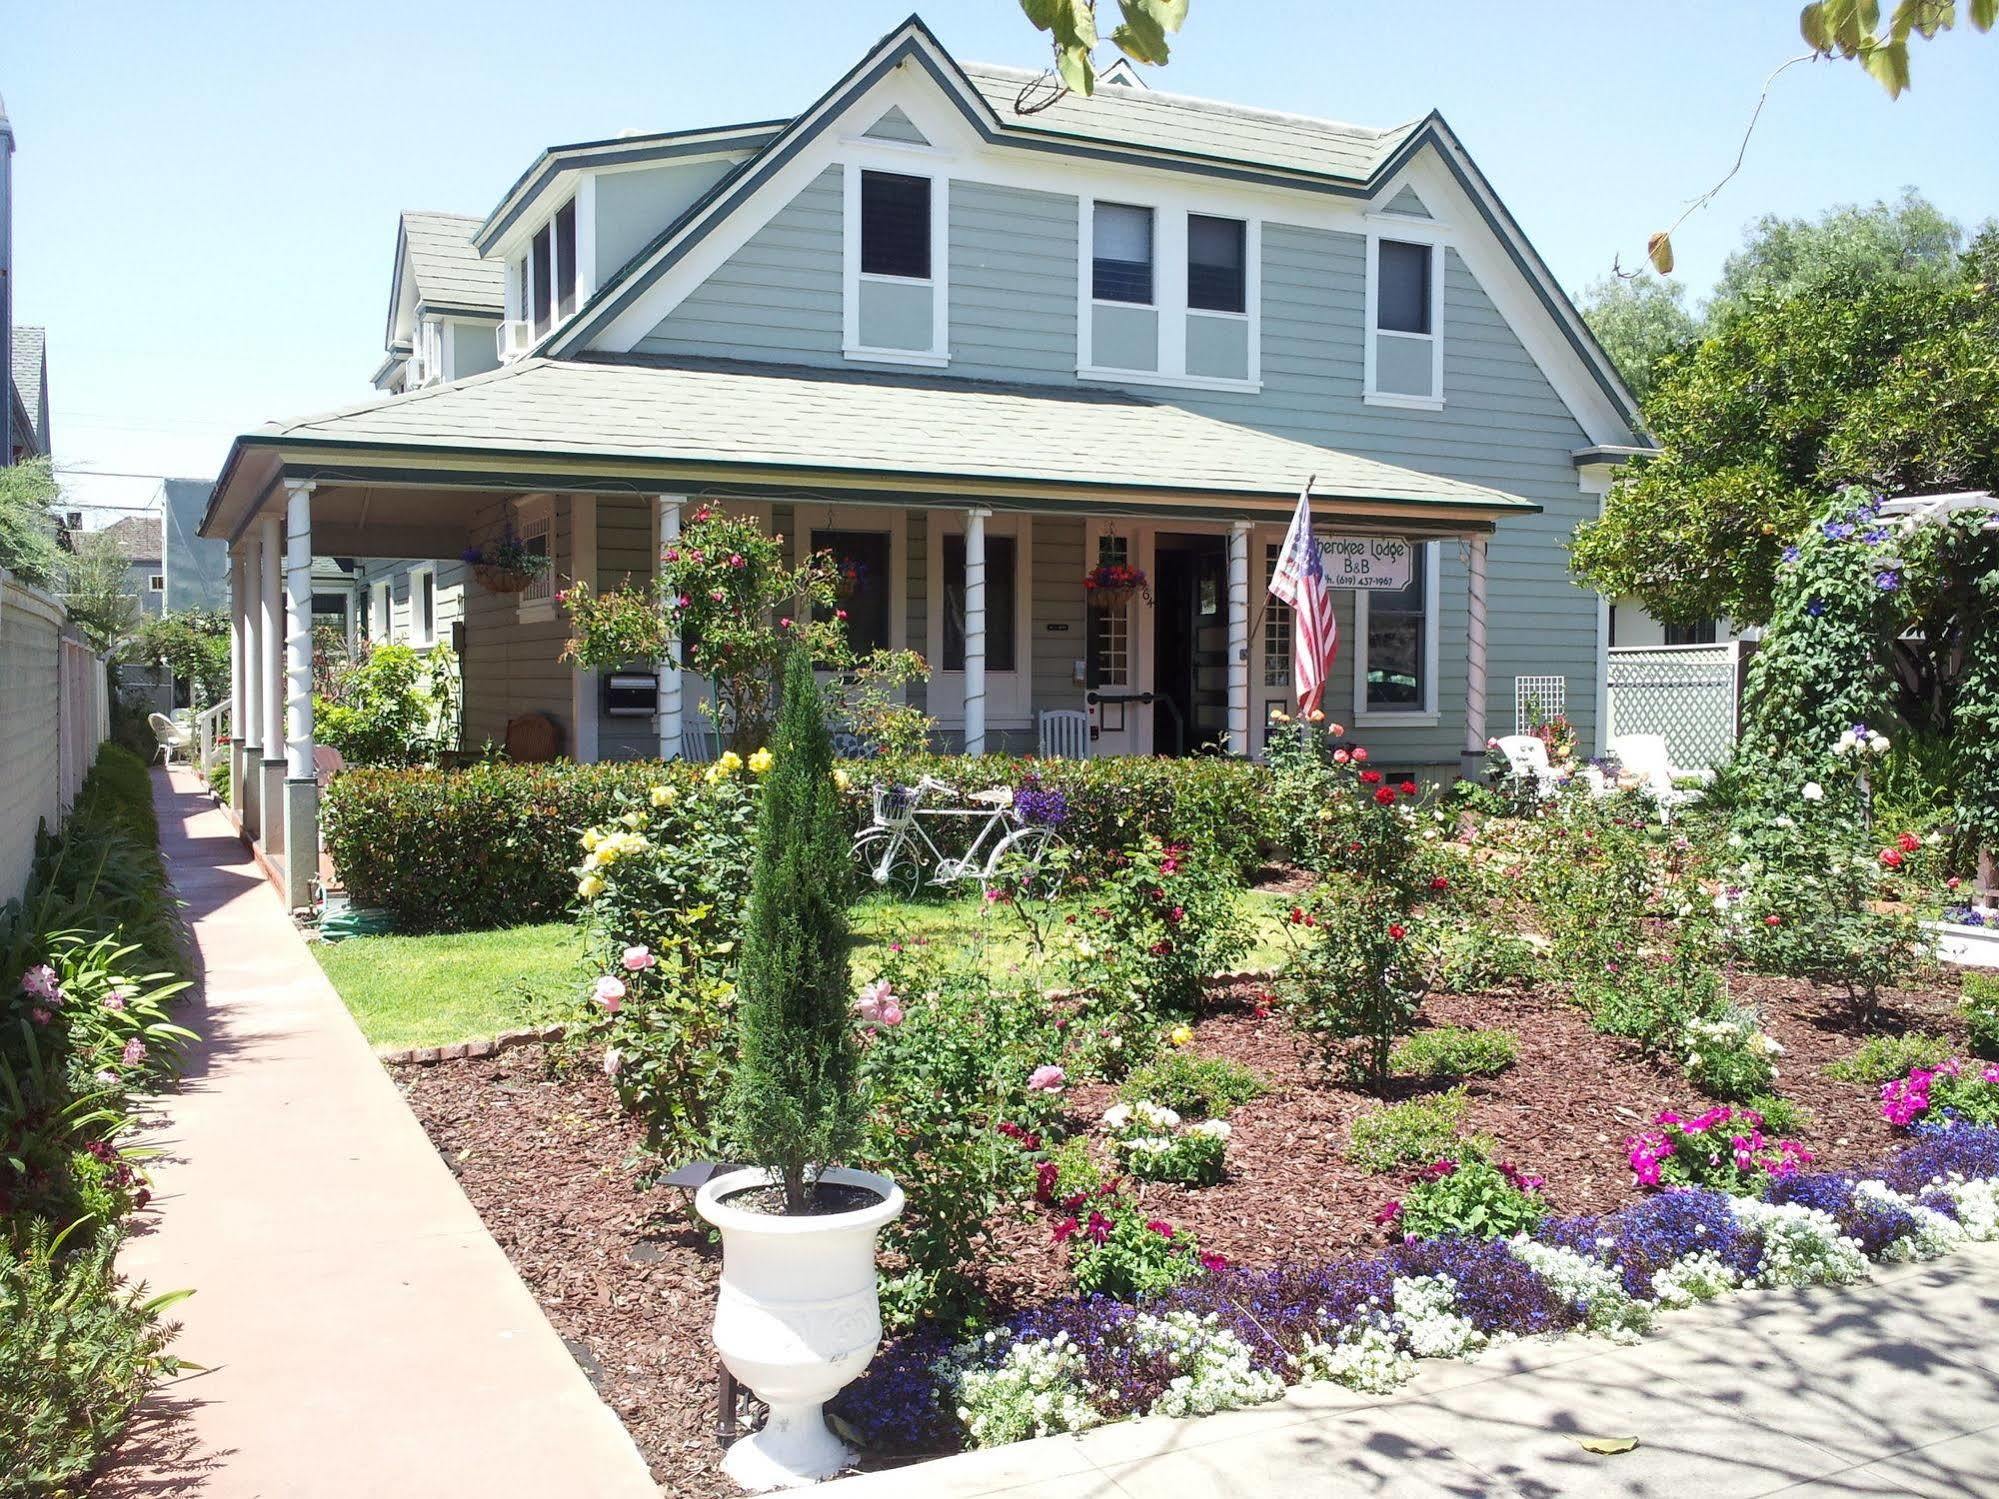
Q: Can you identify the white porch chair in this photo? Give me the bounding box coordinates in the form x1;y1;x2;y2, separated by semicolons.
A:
1492;734;1562;799
680;724;722;764
148;712;192;767
1038;709;1089;760
1611;733;1698;824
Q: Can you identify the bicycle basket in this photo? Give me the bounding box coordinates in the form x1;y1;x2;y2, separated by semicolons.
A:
871;783;922;830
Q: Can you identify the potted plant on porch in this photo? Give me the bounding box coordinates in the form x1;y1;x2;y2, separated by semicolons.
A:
460;526;550;594
696;647;903;1491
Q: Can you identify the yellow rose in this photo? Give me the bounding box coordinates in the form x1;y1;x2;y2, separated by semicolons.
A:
748;747;775;775
649;785;674;807
620;810;645;829
581;828;602;851
833;767;852;792
718;750;744;774
1168;1024;1195;1048
577;874;605;898
595;845;619;866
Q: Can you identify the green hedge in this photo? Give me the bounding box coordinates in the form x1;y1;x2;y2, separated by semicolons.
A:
323;754;1277;935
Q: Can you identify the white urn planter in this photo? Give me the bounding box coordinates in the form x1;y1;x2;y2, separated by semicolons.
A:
696;1165;906;1491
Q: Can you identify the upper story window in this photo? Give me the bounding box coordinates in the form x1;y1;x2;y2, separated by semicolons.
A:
1187;214;1246;314
844;162;948;366
1092;203;1154;304
1366;234;1443;407
860;171;931;279
527;196;580;338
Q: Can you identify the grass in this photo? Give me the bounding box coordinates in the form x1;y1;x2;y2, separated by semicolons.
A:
317;889;1297;1052
313;921;585;1050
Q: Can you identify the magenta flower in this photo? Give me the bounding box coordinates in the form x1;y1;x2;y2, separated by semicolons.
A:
122;1037;147;1067
1084;1210;1112;1244
21;964;57;1000
1145;1218;1174;1239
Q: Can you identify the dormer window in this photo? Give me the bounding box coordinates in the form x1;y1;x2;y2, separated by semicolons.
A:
1092;203;1154;304
1365;233;1444;407
843;162;948;366
528;196;579;337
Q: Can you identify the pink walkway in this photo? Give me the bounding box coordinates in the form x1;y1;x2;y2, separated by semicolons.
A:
102;767;656;1498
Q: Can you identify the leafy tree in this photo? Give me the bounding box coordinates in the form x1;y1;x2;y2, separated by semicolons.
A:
1710;190;1963;315
1578;273;1697;403
1799;0;1995;97
725;648;862;1212
1018;0;1186;95
1571;230;1999;626
0;457;61;590
56;531;141;654
127;610;230;707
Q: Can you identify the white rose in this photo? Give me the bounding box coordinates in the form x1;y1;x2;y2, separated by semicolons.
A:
1802;782;1823;802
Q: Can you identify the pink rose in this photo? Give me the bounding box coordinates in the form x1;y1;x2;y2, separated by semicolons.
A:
1027;1064;1065;1093
594;975;626;1012
620;945;655;972
603;1047;623;1076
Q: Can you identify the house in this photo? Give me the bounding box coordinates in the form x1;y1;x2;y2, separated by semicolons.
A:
199;15;1646;908
159;477;232;612
95;515;165;617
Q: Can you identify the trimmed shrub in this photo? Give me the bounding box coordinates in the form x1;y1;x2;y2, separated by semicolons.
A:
1348;1089;1491;1174
1118;1053;1266;1120
327;753;1277;934
1390;1027;1518;1082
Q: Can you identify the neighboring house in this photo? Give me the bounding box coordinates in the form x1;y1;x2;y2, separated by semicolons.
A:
352;555;468;654
96;515;165;618
160;477;231;611
9;325;49;465
201;18;1651;907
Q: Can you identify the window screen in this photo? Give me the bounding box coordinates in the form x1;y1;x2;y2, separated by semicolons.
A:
531;223;553;335
861;171;931;279
1093;202;1154;303
1377;240;1432;335
554;198;577;319
943;535;1016;673
1188;214;1246;313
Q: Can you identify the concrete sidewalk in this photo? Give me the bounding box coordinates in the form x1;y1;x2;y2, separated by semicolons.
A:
825;1243;1999;1498
102;768;656;1498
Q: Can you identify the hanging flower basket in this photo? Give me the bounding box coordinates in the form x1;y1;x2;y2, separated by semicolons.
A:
1083;562;1152;609
471;562;538;595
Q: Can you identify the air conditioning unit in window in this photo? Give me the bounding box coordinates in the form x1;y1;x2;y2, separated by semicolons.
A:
497;320;535;363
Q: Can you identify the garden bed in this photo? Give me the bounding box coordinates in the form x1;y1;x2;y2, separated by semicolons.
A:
392;963;1969;1488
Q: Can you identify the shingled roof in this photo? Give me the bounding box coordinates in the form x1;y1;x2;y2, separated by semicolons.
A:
399;212;504;314
11;325;48;454
96;514;161;562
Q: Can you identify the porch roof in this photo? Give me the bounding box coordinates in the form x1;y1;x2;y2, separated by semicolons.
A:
200;354;1539;542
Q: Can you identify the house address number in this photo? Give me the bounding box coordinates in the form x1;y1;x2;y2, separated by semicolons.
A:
1316;535;1412;591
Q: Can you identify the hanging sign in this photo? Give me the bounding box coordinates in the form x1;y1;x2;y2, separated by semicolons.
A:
1316;535;1413;591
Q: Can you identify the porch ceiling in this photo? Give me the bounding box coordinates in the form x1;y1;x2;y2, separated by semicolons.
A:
202;354;1541;543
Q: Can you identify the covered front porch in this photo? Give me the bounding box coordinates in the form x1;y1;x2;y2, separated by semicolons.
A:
198;357;1534;909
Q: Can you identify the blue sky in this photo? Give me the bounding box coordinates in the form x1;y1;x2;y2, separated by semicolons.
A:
9;1;1995;518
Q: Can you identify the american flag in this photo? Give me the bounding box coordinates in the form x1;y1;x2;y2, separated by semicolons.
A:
1268;480;1337;715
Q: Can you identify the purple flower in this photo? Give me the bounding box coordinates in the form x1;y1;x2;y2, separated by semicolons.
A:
1823;520;1855;541
1863;527;1890;544
1781;545;1801;564
1875;570;1901;592
1807;598;1827;617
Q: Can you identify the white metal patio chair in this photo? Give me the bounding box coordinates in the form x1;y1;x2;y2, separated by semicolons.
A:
680;723;722;763
1038;709;1090;760
148;712;193;767
1492;734;1562;799
1611;733;1698;824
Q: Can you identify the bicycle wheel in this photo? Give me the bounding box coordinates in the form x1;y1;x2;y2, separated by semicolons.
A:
984;825;1070;901
852;829;924;899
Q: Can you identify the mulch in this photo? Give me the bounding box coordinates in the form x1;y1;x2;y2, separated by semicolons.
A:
392;964;1969;1489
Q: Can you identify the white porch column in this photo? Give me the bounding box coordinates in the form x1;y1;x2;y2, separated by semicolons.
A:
239;528;263;836
228;546;248;823
282;481;318;910
654;495;683;760
1227;520;1252;757
1461;533;1489;781
963;506;989;756
259;509;285;857
569;494;600;762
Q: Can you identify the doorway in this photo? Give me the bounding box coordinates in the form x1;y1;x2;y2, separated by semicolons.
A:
1151;533;1229;755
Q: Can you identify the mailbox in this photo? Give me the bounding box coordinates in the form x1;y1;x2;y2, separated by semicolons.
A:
603;672;660;718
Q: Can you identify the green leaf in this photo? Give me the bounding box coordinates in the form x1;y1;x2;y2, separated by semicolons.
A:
1577;1436;1641;1455
1019;0;1065;28
1862;37;1914;92
1972;0;1996;29
1114;12;1172;65
1056;41;1098;95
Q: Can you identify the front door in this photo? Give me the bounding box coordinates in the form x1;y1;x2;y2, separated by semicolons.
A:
1152;533;1229;755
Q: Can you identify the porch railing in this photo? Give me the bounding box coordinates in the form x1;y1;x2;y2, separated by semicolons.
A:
195;701;231;785
1605;642;1752;772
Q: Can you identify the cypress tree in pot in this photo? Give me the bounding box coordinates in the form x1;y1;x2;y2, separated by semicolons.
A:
696;648;903;1489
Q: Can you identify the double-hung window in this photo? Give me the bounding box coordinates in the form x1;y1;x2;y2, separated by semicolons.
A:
1355;544;1437;720
1367;236;1442;405
1092;203;1154;304
528;197;579;338
846;166;946;362
1187;214;1245;313
408;565;437;648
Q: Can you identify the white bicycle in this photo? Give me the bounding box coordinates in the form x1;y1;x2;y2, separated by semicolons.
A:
851;775;1067;899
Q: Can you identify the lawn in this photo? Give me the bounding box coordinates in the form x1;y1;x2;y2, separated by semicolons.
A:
313;921;586;1050
318;890;1296;1050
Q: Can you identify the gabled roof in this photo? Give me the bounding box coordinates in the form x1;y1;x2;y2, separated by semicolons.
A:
207;353;1535;538
957;63;1419;184
96;515;161;562
398;211;505;316
11;325;49;455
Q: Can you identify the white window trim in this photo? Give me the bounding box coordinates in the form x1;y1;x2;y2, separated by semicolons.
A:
1076;194;1261;393
841;158;950;367
926;512;1034;730
369;579;392;642
148;573;164;592
512;494;558;624
1351;541;1441;727
1364;225;1447;410
407;563;438;648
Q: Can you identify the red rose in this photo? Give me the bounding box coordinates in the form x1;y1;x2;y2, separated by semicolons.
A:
1374;786;1396;805
1879;848;1904;868
1429;876;1450;891
1398;780;1419;797
1896;832;1921;853
1289;906;1306;924
1764;914;1782;927
1359;769;1383;785
1388;922;1407;941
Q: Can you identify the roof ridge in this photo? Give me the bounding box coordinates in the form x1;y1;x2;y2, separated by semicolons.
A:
962;59;1415;141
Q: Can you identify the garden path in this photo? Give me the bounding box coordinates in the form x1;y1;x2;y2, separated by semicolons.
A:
98;767;656;1499
824;1240;1999;1497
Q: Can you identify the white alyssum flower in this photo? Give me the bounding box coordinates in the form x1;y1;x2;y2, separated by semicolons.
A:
1936;1177;1999;1240
1650;1251;1743;1309
1295;1320;1413;1394
950;1332;1100;1448
1129;1312;1283;1419
1729;1197;1870;1288
1392;1275;1487;1360
1854;1180;1964;1263
1507;1239;1652;1342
